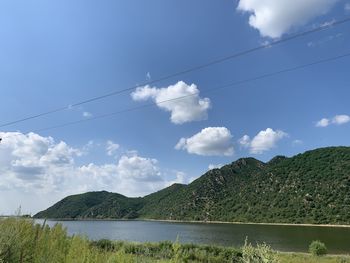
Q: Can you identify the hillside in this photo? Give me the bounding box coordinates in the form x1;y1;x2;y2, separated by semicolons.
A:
34;191;144;219
34;147;350;224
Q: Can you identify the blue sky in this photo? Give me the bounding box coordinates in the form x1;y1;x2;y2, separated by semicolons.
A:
0;0;350;214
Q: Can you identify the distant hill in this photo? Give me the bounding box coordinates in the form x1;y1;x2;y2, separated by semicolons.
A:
34;191;144;219
34;147;350;224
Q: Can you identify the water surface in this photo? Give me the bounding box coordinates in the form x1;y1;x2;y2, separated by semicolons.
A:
35;220;350;254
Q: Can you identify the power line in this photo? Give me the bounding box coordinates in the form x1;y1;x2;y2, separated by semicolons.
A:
1;17;350;129
25;51;350;134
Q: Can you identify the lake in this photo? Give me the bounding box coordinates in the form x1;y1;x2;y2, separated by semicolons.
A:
35;220;350;254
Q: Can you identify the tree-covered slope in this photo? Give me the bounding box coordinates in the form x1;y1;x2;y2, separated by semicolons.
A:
34;191;144;219
34;147;350;224
139;157;266;221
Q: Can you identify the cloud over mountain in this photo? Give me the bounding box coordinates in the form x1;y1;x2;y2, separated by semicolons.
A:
175;127;234;156
239;128;288;154
0;132;185;214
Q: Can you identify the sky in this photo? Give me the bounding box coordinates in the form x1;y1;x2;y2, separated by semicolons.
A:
0;0;350;215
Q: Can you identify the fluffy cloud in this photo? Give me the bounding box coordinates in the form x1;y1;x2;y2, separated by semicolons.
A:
238;134;251;148
239;128;288;154
316;114;350;127
131;81;211;124
106;140;120;156
0;132;185;215
316;118;331;127
175;127;234;156
116;155;161;182
237;0;339;38
333;115;350;125
0;132;81;197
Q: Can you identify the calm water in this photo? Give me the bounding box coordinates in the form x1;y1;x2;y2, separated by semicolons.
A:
35;220;350;254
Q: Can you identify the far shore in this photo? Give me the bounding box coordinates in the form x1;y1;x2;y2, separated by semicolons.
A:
33;217;350;228
142;218;350;228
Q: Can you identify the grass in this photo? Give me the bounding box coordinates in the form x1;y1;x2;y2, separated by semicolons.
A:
1;217;349;262
277;253;350;263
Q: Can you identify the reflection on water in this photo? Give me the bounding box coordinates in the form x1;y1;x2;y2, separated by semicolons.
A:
35;220;350;254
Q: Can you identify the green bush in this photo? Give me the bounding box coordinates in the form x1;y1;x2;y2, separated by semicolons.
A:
241;238;279;263
309;240;327;256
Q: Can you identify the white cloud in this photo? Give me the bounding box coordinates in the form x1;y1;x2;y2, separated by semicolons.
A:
106;140;120;156
131;81;211;124
166;171;187;186
208;164;224;170
316;114;350;127
238;134;251;148
83;111;93;118
333;114;350;125
239;128;288;154
316;118;331;127
146;72;151;80
0;132;81;194
175;127;234;156
116;154;161;182
0;132;185;215
237;0;339;38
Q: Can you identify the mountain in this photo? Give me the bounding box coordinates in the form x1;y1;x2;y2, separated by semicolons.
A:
34;146;350;224
34;191;144;219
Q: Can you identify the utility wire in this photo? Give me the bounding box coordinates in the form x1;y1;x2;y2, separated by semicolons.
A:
26;51;350;134
1;17;350;129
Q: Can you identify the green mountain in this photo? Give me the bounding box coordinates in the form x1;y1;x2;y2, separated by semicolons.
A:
34;191;144;219
34;146;350;224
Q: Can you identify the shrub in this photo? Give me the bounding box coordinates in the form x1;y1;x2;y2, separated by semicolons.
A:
241;238;279;263
309;240;327;256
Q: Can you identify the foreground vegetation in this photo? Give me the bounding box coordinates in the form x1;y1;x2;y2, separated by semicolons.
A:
35;147;350;225
1;218;350;263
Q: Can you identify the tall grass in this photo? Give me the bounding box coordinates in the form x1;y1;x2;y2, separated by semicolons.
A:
0;218;113;263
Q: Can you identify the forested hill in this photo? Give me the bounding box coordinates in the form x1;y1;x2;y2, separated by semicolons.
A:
34;146;350;224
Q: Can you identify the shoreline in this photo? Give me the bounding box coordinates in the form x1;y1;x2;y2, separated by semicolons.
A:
141;218;350;228
34;217;350;228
